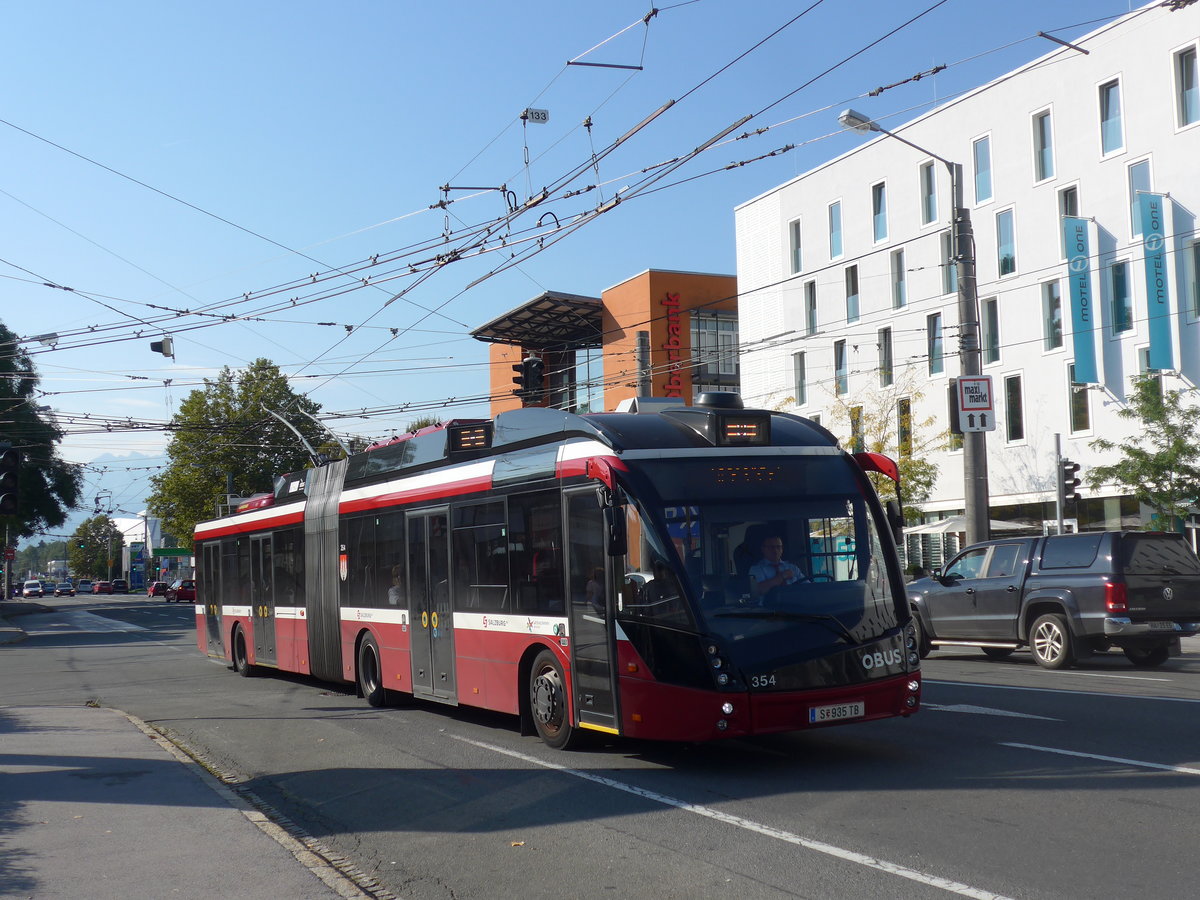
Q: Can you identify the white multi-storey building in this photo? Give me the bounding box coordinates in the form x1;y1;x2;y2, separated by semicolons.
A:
735;1;1200;543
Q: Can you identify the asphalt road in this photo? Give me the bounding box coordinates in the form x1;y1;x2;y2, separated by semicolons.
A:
3;595;1199;900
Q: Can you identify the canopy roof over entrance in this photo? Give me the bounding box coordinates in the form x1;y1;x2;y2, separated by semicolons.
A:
470;291;602;351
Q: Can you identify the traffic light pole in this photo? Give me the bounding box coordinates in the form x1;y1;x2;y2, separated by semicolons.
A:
1055;433;1064;535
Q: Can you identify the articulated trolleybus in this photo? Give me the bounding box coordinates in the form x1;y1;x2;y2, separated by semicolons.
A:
194;393;920;748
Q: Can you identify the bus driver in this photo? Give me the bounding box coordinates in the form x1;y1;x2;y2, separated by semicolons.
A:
749;536;805;600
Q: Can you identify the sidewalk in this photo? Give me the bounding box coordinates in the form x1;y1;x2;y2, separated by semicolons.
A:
0;704;373;900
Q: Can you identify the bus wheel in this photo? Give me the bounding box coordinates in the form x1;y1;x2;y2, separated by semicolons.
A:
357;634;385;707
232;626;255;677
530;650;576;749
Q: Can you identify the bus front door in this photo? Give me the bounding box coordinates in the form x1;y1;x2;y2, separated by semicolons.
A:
250;534;276;667
565;489;618;735
407;509;456;702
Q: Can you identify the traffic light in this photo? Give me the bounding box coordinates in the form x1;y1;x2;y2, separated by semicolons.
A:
524;357;545;395
150;336;174;358
511;356;545;401
0;445;19;516
1059;458;1082;505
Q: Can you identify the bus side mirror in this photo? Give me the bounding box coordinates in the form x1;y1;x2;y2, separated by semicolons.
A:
885;499;904;546
604;507;627;556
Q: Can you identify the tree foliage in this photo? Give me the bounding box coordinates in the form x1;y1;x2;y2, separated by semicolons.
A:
68;516;126;579
147;359;326;548
0;319;84;540
825;370;943;523
13;539;66;580
1087;373;1200;531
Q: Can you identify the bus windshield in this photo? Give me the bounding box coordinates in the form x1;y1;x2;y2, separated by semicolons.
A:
619;457;900;660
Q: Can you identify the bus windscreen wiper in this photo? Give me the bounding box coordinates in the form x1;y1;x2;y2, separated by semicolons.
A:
713;610;859;644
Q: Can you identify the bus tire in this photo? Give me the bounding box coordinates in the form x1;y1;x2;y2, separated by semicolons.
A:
232;625;255;677
357;634;386;707
529;649;577;750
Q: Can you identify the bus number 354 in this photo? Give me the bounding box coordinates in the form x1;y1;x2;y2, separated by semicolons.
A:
750;674;777;688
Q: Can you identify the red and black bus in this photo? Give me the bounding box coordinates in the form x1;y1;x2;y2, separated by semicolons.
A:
194;393;920;748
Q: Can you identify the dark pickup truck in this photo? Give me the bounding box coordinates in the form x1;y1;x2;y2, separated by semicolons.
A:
908;531;1200;669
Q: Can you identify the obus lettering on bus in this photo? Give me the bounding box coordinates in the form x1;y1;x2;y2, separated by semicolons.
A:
860;649;900;669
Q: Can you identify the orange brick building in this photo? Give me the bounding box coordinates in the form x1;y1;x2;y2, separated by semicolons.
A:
472;270;737;416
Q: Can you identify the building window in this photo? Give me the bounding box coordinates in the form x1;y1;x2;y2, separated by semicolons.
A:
996;208;1016;277
891;249;906;308
1068;363;1090;433
973;135;992;204
789;218;803;274
1005;374;1024;442
828;201;843;259
1128;159;1151;237
941;230;958;294
1110;260;1133;334
804;280;818;335
845;265;859;323
1186;239;1200;318
1176;46;1198;128
894;398;911;457
927;313;943;375
1058;185;1079;259
872;182;888;242
879;327;893;387
692;313;739;381
849;406;865;453
1033;110;1054;181
1043;281;1063;350
792;351;807;406
981;297;1000;364
1099;78;1124;155
920;161;937;225
834;340;848;395
1138;347;1165;397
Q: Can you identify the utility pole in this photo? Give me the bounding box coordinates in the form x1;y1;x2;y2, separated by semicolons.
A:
951;163;990;546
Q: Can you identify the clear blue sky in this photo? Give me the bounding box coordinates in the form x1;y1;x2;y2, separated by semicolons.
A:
1;0;1142;518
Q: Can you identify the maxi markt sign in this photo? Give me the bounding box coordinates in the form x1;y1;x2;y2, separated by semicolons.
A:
957;375;997;433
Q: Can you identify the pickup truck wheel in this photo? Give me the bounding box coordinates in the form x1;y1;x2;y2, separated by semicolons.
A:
1123;644;1170;667
981;647;1015;660
1031;613;1074;669
910;612;931;658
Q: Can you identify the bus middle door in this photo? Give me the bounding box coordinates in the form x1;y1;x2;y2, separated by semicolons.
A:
407;509;456;702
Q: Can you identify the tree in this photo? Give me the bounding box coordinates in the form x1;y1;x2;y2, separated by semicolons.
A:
825;370;943;523
1087;373;1200;532
147;359;326;548
69;516;126;579
0;320;84;540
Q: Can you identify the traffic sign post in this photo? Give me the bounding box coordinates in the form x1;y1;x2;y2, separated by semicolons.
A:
957;375;997;433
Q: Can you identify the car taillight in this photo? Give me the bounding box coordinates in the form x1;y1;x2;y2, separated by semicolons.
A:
1105;582;1128;614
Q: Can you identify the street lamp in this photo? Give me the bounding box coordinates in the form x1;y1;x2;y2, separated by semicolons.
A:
838;108;990;545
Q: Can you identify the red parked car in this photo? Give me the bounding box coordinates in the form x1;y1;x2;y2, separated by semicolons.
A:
92;581;113;594
166;579;195;603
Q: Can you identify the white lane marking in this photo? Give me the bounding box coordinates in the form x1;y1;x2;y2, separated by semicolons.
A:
21;610;148;634
1002;742;1200;776
1052;671;1171;683
925;680;1200;705
452;735;1013;900
923;704;1060;721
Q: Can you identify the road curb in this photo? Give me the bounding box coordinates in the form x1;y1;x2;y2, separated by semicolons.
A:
141;714;395;900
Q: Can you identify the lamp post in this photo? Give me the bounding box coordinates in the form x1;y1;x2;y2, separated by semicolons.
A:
838;109;990;545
